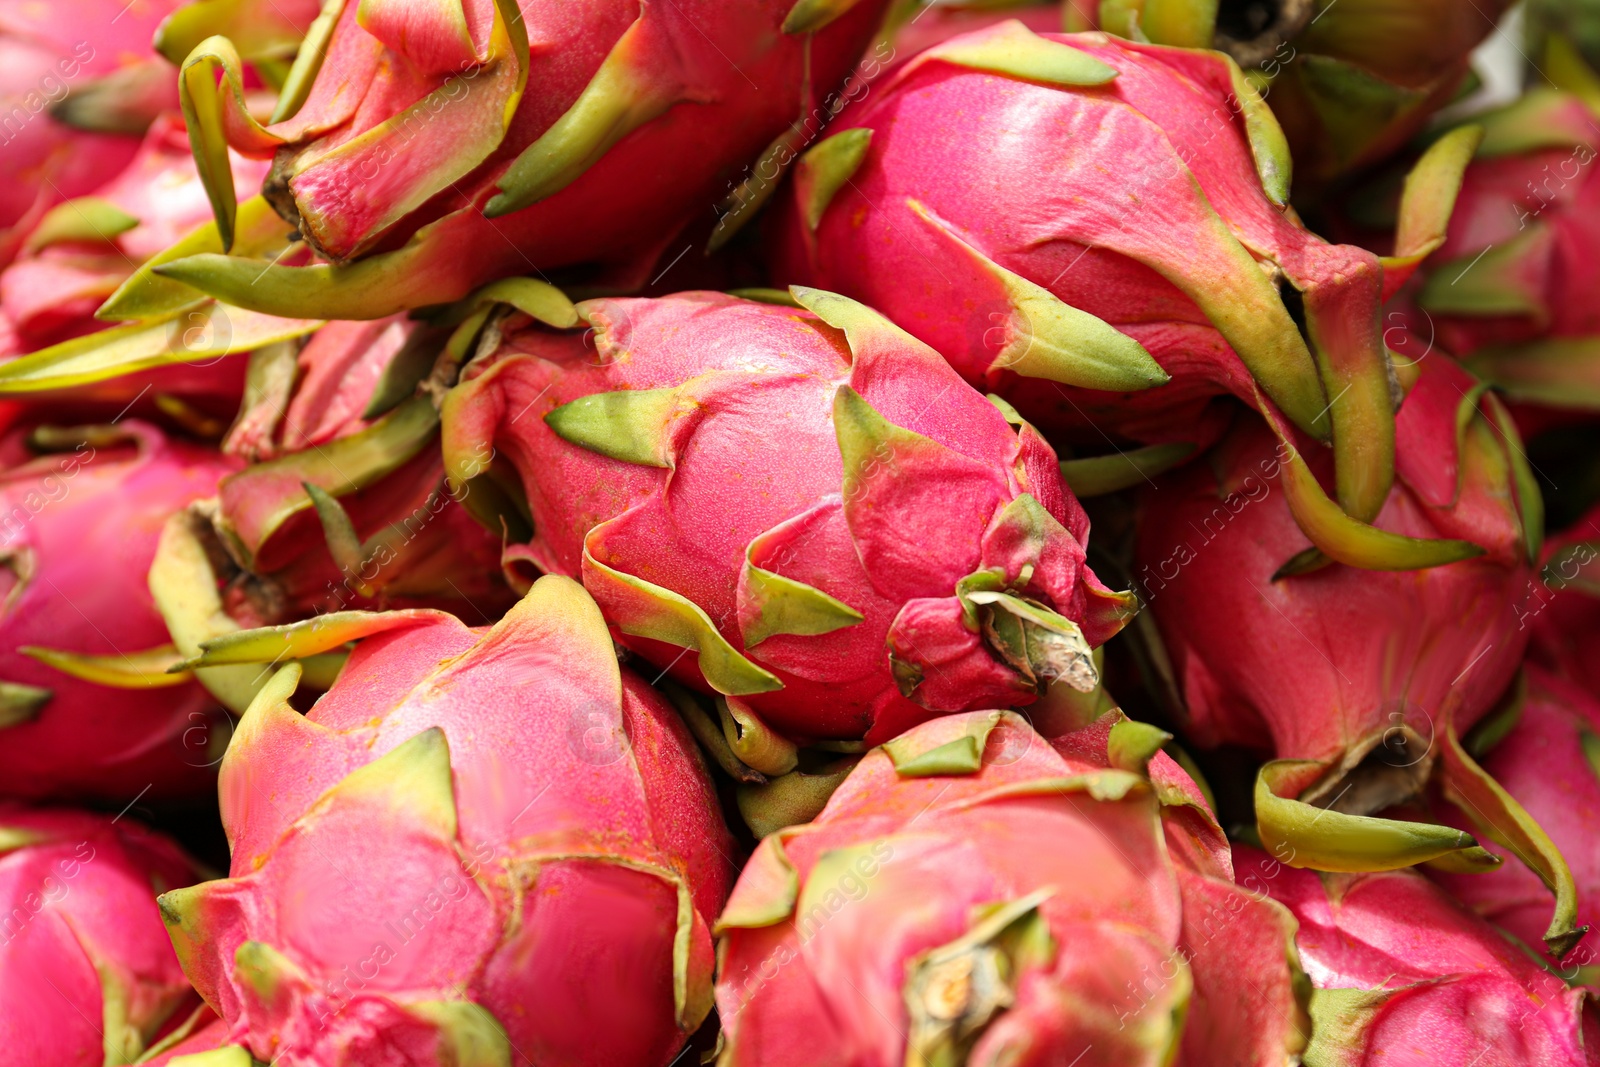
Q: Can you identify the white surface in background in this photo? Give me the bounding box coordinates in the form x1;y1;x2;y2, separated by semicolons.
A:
1436;1;1527;122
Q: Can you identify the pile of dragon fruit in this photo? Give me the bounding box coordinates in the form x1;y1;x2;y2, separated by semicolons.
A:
8;0;1600;1062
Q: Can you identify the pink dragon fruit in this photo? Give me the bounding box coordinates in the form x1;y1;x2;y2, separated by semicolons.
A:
0;417;240;802
1236;846;1598;1066
0;804;202;1067
1429;666;1600;978
140;0;892;321
142;308;522;715
1093;0;1508;188
1133;352;1561;903
0;0;183;267
715;709;1310;1066
439;288;1135;752
1406;90;1600;402
768;22;1479;566
1;114;269;354
157;574;734;1067
1528;502;1600;695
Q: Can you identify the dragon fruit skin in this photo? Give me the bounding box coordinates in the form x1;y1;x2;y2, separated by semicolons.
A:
768;24;1406;524
1429;667;1600;977
0;419;240;802
1235;846;1596;1066
0;804;201;1067
1408;91;1600;366
1528;503;1600;696
150;0;891;320
2;113;270;354
1135;353;1533;771
158;575;734;1067
714;710;1309;1066
440;289;1134;746
0;0;183;266
1131;352;1541;880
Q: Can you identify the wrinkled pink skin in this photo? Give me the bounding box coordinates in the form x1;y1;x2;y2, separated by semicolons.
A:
0;805;199;1067
2;114;270;352
769;31;1380;451
1133;355;1532;771
1411;94;1600;357
716;711;1307;1066
177;580;733;1067
1236;847;1597;1066
0;419;240;801
0;0;181;265
243;0;886;289
1431;667;1600;979
448;292;1128;743
216;316;516;626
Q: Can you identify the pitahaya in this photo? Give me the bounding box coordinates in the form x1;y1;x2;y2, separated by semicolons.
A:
1528;502;1600;695
141;0;893;321
145;304;531;715
439;287;1135;753
1428;666;1600;979
1236;846;1598;1066
768;22;1479;567
715;709;1310;1066
0;0;184;267
1132;351;1569;925
1406;91;1600;410
0;417;240;802
157;574;734;1067
1;114;269;355
0;804;202;1067
1090;0;1509;188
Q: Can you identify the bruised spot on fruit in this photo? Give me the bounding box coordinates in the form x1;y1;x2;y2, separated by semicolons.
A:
1214;0;1314;68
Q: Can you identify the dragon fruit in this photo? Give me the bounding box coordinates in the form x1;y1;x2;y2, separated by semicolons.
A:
1;114;269;354
143;307;524;715
1528;502;1600;695
1428;666;1600;979
768;22;1479;566
440;287;1134;752
140;0;892;321
158;574;734;1067
0;112;273;424
1236;846;1598;1066
1406;91;1600;412
0;0;183;267
0;804;202;1067
0;417;240;802
715;709;1310;1066
1093;0;1508;187
1132;352;1564;910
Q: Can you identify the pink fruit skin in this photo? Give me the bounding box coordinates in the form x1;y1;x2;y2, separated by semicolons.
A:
1409;92;1600;358
1;114;270;352
1236;846;1596;1066
164;576;734;1067
1133;354;1533;773
212;0;889;301
0;419;240;802
715;711;1308;1066
441;291;1131;744
213;315;517;627
768;28;1384;452
0;0;181;264
1528;502;1600;697
0;805;200;1067
1430;666;1600;979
